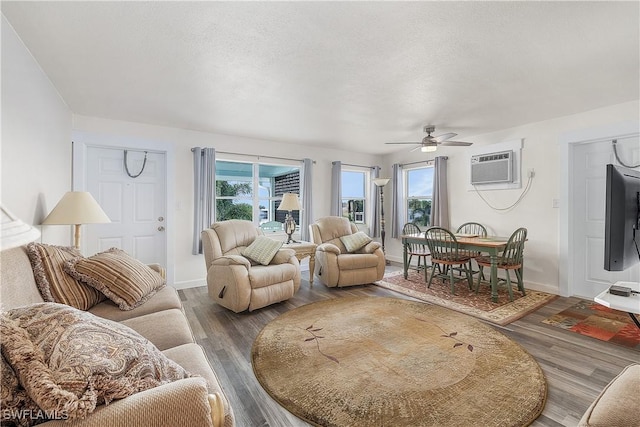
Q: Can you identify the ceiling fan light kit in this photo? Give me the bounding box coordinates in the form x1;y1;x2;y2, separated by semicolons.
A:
387;125;473;152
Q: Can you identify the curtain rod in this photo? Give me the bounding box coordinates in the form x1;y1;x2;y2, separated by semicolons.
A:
333;161;379;169
400;156;447;167
191;148;315;164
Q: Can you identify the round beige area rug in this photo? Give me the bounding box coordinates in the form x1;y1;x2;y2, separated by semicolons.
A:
252;296;546;427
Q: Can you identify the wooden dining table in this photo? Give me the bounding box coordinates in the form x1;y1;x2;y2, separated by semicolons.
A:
400;232;511;302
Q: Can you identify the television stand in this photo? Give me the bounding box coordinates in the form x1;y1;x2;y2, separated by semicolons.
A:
594;281;640;329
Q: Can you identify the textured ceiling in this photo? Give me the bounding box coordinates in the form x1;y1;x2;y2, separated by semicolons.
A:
3;1;639;154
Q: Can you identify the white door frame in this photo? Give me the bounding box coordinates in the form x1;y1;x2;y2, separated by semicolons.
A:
71;130;175;285
559;120;639;297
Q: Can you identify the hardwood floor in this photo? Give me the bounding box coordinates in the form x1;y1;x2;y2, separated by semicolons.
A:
179;269;639;427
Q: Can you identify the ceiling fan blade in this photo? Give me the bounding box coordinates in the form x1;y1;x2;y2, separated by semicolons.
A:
385;142;421;145
433;132;457;143
409;146;422;152
440;141;473;146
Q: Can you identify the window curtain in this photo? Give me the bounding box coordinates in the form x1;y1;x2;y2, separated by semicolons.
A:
300;158;313;241
192;147;216;255
330;161;342;216
391;163;404;238
370;166;381;237
431;156;449;229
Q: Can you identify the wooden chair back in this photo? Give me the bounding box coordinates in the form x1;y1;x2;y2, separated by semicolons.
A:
456;222;487;237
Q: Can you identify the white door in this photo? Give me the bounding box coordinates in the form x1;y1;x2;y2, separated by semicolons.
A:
572;137;640;298
84;146;167;266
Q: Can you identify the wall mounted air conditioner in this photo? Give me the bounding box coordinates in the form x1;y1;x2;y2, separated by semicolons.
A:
470;150;514;185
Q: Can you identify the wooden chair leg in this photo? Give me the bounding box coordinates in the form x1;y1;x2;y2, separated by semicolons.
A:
475;266;484;294
515;269;526;295
427;262;438;288
465;263;473;290
449;265;456;294
505;270;514;302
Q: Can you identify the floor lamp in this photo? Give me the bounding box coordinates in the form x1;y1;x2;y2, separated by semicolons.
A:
41;191;111;249
373;178;390;264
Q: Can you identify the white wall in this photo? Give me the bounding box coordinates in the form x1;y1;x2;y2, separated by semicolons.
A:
383;100;640;295
71;115;383;288
1;16;72;245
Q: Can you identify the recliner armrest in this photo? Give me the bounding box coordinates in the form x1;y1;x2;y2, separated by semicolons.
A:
212;255;251;269
358;241;382;254
317;243;341;255
270;248;296;264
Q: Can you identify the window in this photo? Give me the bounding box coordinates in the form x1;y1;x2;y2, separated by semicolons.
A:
341;170;367;223
215;160;301;225
406;166;434;228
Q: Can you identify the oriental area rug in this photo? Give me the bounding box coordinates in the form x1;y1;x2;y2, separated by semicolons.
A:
252;296;547;427
375;270;556;326
542;299;640;349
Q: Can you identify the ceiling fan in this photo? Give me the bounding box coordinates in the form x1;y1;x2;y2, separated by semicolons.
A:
386;126;473;152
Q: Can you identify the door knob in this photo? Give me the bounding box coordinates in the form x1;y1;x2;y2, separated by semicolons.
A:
158;216;164;222
158;226;165;232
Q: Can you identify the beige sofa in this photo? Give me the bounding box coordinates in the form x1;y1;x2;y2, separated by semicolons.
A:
309;216;385;287
0;245;234;427
578;363;639;427
202;220;301;313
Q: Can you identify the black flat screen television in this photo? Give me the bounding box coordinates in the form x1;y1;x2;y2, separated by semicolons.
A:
604;164;640;272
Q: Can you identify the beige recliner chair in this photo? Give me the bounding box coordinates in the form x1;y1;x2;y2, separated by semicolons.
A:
309;216;385;287
202;220;301;312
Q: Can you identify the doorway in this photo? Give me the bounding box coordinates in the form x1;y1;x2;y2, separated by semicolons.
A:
561;122;639;298
72;131;174;284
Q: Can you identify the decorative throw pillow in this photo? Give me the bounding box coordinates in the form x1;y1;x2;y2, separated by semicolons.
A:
1;303;192;422
340;231;373;253
1;351;41;427
63;248;165;311
242;236;283;266
26;242;105;311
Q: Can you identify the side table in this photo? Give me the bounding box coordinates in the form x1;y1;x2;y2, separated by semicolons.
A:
594;281;640;328
283;241;317;283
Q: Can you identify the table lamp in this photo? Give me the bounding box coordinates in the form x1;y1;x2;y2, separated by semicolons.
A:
277;193;301;244
373;178;391;263
41;191;111;249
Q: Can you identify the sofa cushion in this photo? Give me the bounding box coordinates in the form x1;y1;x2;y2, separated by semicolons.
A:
64;248;165;311
26;242;104;311
88;286;182;322
121;309;194;351
340;231;372;253
1;303;192;422
0;246;46;310
241;236;283;266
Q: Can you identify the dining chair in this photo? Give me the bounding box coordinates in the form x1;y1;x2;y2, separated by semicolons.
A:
424;227;473;294
475;227;528;301
456;222;488;238
455;222;488;278
402;223;430;273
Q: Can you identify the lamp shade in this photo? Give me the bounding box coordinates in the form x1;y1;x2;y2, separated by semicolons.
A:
277;193;301;211
421;144;437;153
372;178;391;187
1;206;41;250
42;192;111;225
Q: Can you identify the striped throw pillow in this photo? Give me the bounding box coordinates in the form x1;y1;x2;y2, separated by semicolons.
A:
26;243;104;310
340;231;373;253
64;248;165;311
242;236;283;266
